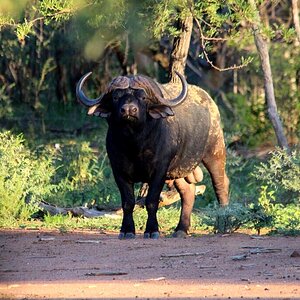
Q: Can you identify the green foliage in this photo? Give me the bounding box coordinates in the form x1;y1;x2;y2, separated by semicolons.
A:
1;130;299;236
0;82;14;118
271;204;300;235
38;0;76;21
47;140;119;207
253;148;300;203
0;131;55;226
150;0;190;38
270;43;300;141
247;186;276;233
0;131;120;227
86;0;126;30
222;94;271;146
0;15;14;29
42;212;122;232
247;185;300;235
201;202;251;234
200;148;300;235
15;19;32;42
201;186;300;235
0;1;299;235
1;0;299;146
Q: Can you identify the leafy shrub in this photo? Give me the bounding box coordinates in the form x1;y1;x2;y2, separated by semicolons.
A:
222;93;271;147
247;185;276;234
0;131;120;227
201;183;300;235
46;140;119;207
0;131;55;226
271;204;300;235
201;202;251;234
248;185;300;235
199;147;300;235
252;148;300;204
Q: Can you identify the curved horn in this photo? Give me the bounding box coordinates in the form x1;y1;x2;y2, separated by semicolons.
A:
76;72;103;107
157;71;188;107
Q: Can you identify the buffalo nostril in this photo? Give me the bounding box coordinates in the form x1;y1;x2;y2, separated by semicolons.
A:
120;104;137;117
120;105;129;115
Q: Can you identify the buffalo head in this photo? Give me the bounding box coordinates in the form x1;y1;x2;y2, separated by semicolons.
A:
76;72;187;123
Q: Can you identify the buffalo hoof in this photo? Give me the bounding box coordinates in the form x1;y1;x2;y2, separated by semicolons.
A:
172;230;187;238
144;231;160;239
118;232;135;240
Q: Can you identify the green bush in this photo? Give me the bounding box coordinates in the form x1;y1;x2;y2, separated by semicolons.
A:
271;204;300;235
0;131;120;227
248;185;300;235
1;130;299;236
46;140;119;207
252;148;300;204
0;131;55;226
199;147;300;235
200;202;251;234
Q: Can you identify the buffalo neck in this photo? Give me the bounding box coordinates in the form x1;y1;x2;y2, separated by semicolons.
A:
108;117;167;151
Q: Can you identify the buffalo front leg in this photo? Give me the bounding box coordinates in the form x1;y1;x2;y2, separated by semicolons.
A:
115;178;136;239
173;178;196;237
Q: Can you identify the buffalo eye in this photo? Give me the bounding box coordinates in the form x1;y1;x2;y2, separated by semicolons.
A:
135;90;146;101
112;89;124;102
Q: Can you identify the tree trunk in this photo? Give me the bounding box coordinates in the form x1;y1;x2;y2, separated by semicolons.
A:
292;0;300;45
169;14;193;83
249;0;289;150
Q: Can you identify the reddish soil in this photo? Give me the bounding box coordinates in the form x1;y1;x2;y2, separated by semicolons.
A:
0;229;300;300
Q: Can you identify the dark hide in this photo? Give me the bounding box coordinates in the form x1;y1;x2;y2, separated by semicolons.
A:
77;73;229;239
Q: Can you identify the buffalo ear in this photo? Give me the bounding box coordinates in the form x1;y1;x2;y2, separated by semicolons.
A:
148;105;174;119
87;104;111;118
87;96;112;118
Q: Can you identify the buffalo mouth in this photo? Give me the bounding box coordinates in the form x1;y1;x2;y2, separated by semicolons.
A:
121;114;138;122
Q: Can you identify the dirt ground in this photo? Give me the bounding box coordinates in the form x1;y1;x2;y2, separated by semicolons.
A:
0;229;300;300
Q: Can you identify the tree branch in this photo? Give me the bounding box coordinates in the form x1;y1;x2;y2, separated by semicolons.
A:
0;2;93;32
248;0;289;150
194;17;252;72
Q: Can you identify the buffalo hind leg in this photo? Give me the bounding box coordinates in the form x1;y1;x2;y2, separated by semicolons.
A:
173;178;196;237
202;147;229;207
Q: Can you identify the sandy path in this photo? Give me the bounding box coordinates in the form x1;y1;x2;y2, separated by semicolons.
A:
0;230;299;299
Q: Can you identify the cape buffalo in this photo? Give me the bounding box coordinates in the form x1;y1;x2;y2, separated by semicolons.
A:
76;71;229;239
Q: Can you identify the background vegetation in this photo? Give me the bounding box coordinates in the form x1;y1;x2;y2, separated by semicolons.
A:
0;0;299;234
